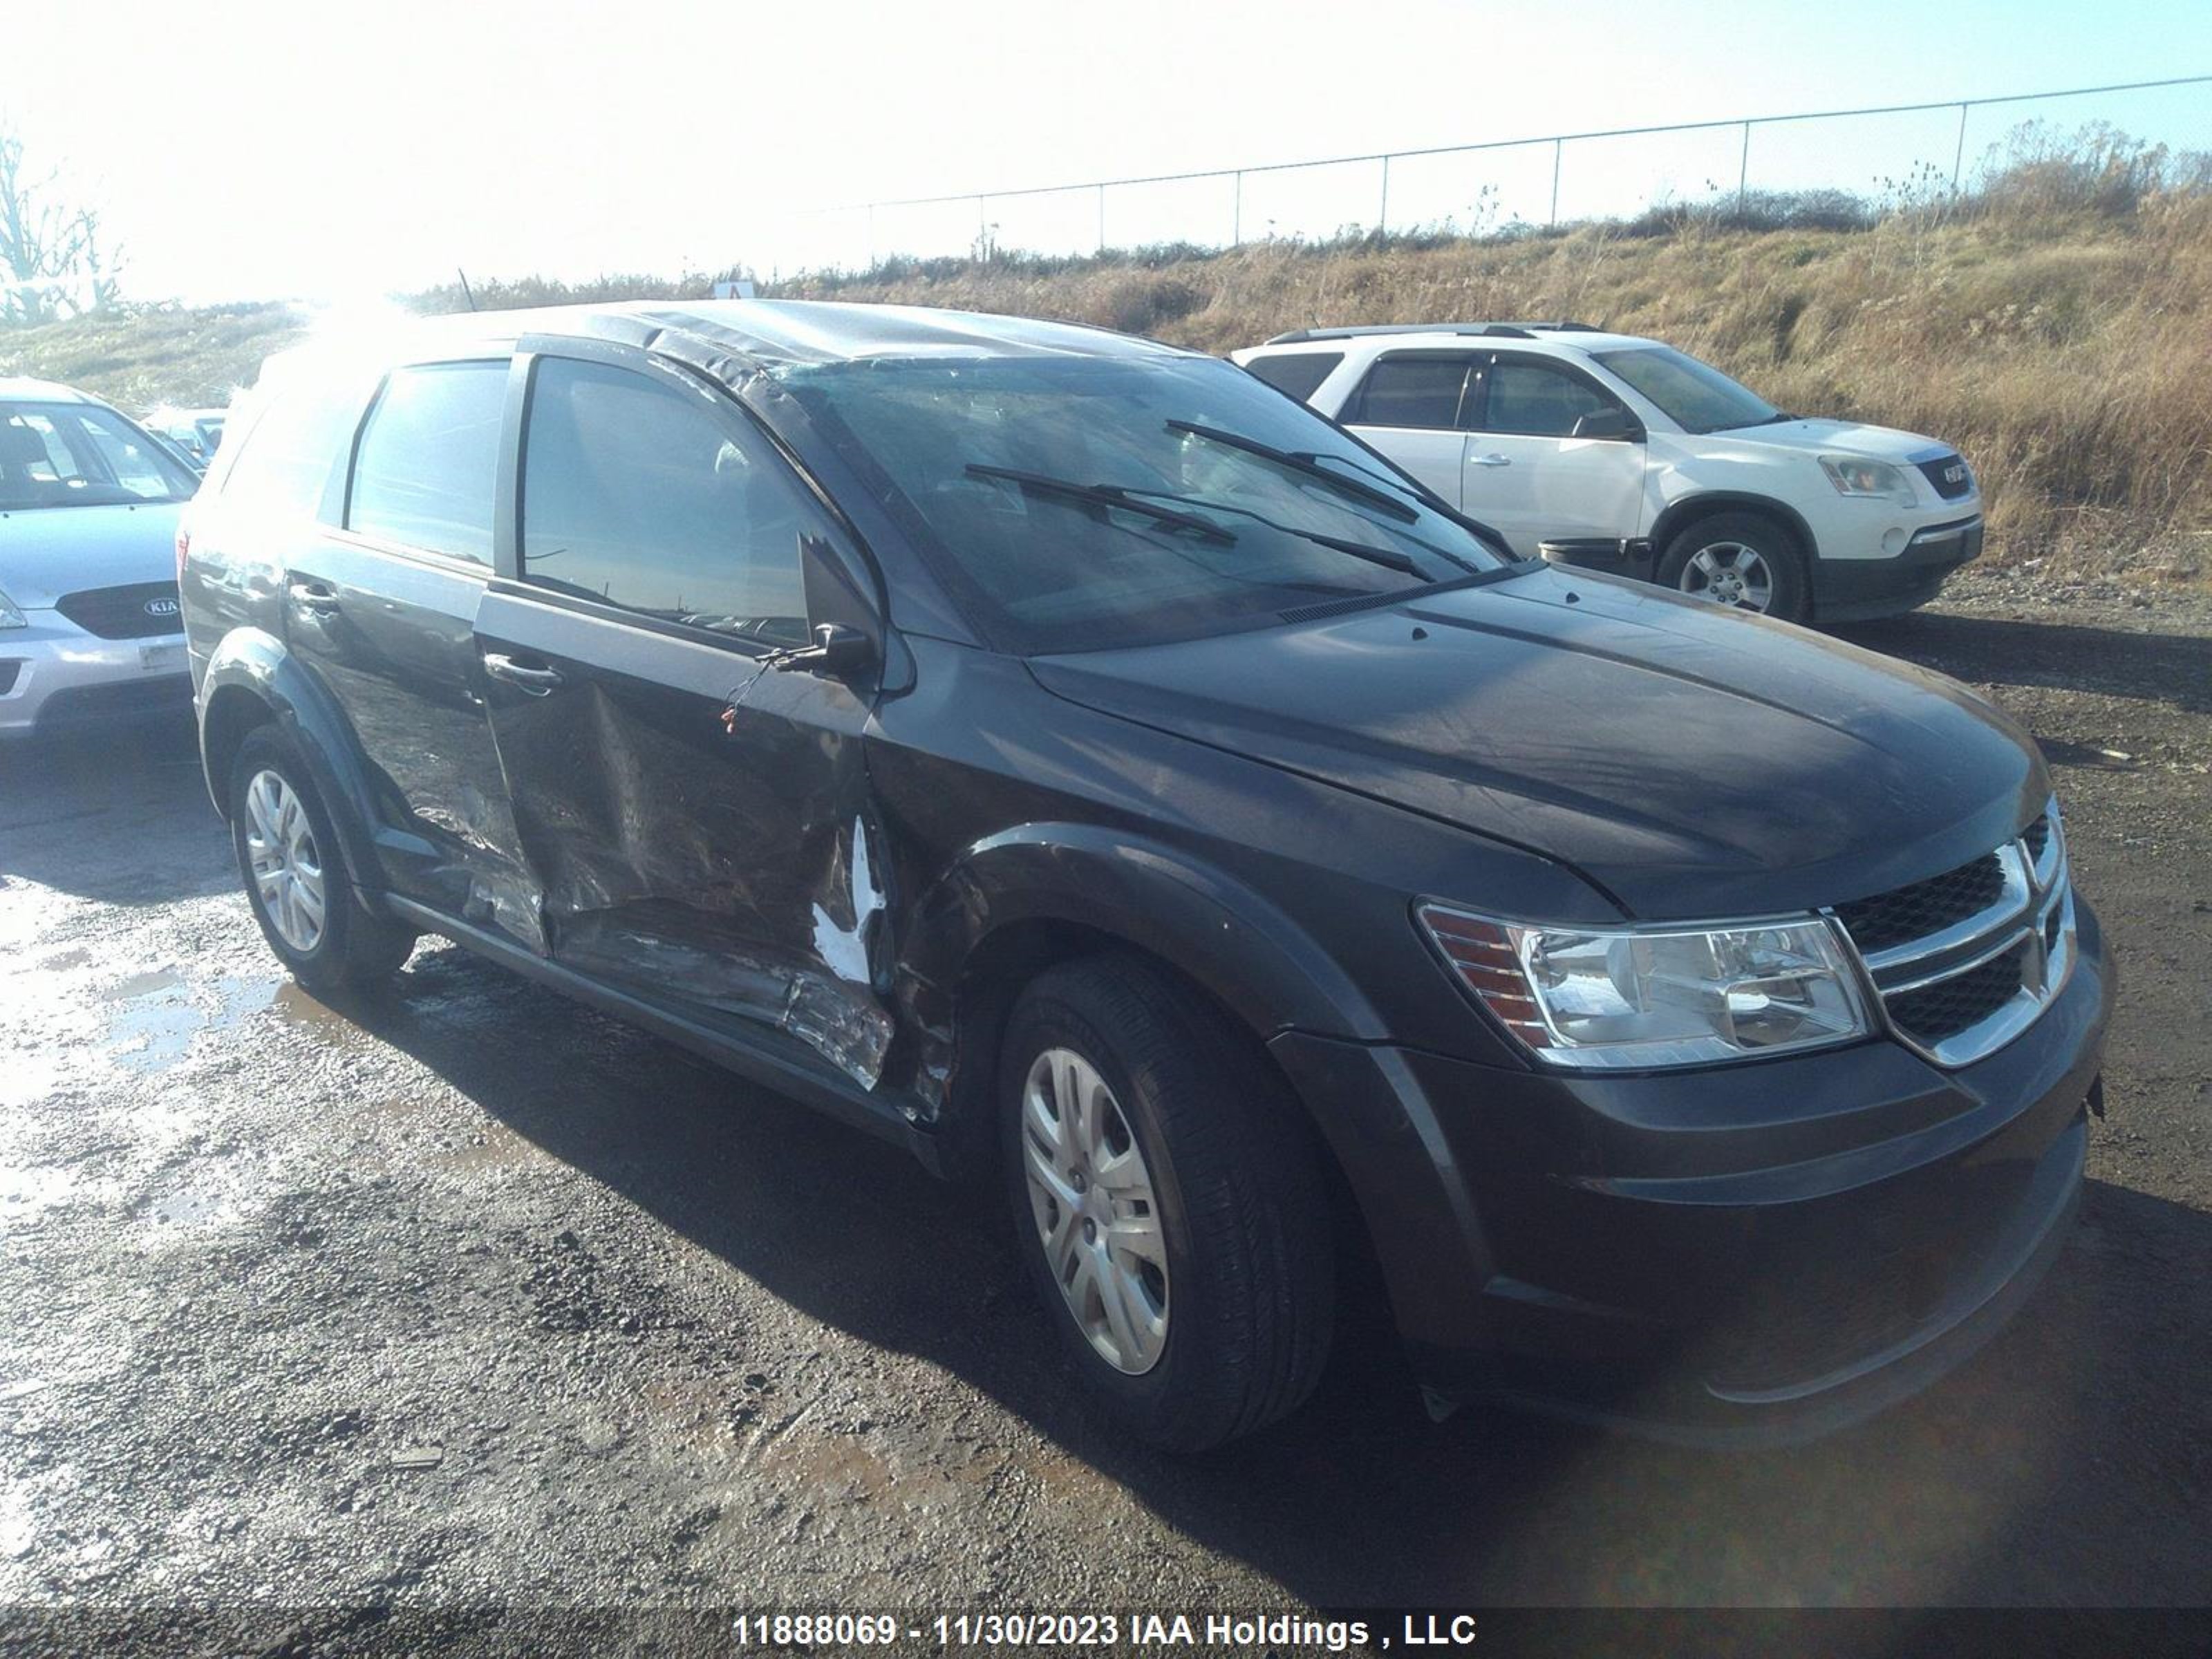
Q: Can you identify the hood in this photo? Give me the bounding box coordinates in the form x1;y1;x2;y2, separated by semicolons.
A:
0;500;185;610
1724;416;1953;466
1029;568;2046;921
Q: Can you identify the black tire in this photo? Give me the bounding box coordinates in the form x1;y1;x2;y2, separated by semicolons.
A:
998;953;1335;1451
228;727;416;995
1656;510;1810;623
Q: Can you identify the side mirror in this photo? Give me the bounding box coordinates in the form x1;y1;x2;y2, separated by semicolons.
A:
1571;407;1640;442
797;621;876;677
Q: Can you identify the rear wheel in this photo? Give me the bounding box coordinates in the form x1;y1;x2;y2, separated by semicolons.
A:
228;727;416;994
998;954;1334;1451
1658;512;1809;622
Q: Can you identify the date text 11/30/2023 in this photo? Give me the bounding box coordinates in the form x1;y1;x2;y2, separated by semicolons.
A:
730;1612;1484;1650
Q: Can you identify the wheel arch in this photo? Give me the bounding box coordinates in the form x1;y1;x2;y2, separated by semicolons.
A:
1650;492;1819;563
896;825;1389;1171
197;628;404;903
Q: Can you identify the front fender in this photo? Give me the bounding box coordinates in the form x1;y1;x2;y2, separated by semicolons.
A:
198;628;425;902
899;821;1389;1047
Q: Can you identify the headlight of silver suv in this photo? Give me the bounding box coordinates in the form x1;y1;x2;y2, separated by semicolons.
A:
1819;454;1916;505
1416;903;1872;1069
0;588;26;630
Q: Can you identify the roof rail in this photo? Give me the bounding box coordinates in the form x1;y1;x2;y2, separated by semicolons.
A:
1262;321;1600;345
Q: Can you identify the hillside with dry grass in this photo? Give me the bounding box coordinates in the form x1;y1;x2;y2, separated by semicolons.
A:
7;135;2207;579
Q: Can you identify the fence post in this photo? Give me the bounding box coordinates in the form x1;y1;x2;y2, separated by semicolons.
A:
1380;155;1391;234
1951;101;1969;191
865;204;874;269
1098;183;1107;254
1549;138;1563;225
1737;120;1752;212
1232;171;1242;246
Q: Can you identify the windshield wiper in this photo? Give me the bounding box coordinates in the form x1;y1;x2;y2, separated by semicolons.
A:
965;464;1236;543
1116;486;1450;578
1166;420;1420;523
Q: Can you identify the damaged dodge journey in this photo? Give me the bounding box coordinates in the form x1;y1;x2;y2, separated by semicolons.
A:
182;301;2110;1451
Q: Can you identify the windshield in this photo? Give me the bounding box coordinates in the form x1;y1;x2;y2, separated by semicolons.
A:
1591;346;1783;435
778;353;1508;653
0;401;200;509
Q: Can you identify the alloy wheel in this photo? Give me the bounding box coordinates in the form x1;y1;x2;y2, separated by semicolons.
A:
1020;1047;1170;1375
243;769;326;953
1680;541;1775;612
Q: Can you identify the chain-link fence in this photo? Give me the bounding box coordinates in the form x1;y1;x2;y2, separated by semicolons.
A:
778;75;2210;274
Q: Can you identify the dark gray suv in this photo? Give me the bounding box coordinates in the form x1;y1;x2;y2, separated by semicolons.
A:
181;301;2109;1450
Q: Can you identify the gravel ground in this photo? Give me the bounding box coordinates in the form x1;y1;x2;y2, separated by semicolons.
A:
0;574;2206;1649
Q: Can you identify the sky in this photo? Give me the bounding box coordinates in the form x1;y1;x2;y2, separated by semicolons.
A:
2;0;2208;306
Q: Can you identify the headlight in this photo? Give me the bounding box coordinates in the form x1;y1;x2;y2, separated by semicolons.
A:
1819;455;1916;505
1416;904;1872;1069
0;588;25;630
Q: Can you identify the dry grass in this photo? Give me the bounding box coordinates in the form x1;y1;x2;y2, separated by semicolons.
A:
6;135;2206;581
773;193;2212;579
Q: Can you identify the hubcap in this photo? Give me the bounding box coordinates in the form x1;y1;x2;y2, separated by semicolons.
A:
243;769;326;954
1680;541;1774;612
1020;1047;1169;1375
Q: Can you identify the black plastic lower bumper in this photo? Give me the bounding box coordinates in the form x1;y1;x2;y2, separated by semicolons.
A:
1813;516;1985;623
1269;893;2110;1445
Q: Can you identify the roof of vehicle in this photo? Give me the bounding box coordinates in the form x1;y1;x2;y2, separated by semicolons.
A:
381;299;1195;372
0;376;97;405
1242;324;1660;356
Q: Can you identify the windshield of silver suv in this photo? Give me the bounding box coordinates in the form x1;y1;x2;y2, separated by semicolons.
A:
1589;345;1786;435
0;401;200;510
780;354;1506;652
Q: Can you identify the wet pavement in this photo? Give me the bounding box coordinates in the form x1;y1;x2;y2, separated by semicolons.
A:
0;587;2208;1638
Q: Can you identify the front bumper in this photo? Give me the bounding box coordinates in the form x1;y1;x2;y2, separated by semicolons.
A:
1812;515;1985;623
1270;893;2110;1445
0;615;193;737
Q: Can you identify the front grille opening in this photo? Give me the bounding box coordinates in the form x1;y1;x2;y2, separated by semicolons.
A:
1888;941;2028;1045
2023;814;2050;865
1836;852;2006;955
0;660;20;696
1915;454;1974;500
54;582;182;640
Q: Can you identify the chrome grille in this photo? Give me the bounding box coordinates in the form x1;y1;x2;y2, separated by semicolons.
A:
1834;852;2005;955
1835;807;2072;1067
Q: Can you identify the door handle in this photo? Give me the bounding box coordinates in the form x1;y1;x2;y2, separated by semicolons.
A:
1468;453;1512;467
287;580;341;612
482;653;565;695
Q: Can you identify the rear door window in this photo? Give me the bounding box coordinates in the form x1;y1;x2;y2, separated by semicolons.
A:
346;361;507;563
1241;351;1343;402
1343;355;1474;429
517;357;809;645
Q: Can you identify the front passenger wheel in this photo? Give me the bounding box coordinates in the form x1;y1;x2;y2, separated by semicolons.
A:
229;727;417;995
999;955;1335;1451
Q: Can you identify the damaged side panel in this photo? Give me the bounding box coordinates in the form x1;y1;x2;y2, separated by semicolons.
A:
472;583;897;1091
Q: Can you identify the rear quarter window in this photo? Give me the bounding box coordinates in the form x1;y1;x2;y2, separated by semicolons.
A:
214;377;368;520
1240;351;1343;403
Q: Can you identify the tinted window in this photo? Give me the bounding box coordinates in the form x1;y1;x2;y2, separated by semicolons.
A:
0;402;198;510
1241;352;1342;403
519;358;808;643
1591;346;1781;434
1344;357;1471;430
221;377;367;520
781;353;1501;655
1480;359;1622;438
347;362;505;561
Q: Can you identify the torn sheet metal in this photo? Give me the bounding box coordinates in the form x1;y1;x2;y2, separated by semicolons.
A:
478;655;897;1089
